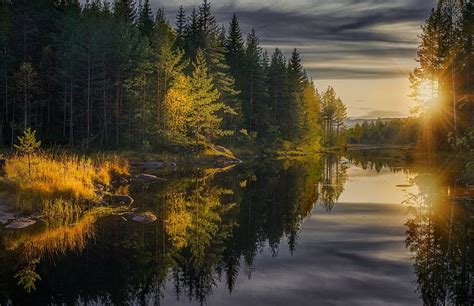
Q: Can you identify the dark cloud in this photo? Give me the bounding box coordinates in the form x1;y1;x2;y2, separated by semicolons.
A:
151;0;436;79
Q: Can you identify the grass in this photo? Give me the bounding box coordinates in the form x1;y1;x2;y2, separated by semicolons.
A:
5;206;127;260
1;152;129;213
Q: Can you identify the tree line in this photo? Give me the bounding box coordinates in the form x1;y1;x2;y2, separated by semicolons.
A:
0;0;347;152
346;118;419;146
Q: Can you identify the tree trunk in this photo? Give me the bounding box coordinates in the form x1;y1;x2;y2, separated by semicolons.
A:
86;47;91;150
3;32;8;144
69;79;74;147
114;73;121;148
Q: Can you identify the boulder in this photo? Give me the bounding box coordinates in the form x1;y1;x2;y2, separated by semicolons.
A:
140;161;166;169
131;212;157;223
0;211;15;224
107;194;134;206
134;174;167;183
5;218;36;229
138;161;176;169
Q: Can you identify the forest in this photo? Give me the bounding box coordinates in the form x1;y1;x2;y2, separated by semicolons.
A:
346;118;420;146
0;0;350;153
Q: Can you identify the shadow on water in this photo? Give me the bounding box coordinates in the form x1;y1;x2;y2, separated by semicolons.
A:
0;151;472;305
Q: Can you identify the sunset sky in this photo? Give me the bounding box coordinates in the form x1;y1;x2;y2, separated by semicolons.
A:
148;0;437;118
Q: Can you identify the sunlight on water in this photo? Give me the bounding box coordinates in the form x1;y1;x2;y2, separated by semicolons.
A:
0;152;472;305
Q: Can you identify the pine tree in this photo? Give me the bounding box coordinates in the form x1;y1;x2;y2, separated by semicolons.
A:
114;0;136;23
188;49;224;144
137;0;153;38
198;0;217;37
175;6;186;49
242;29;264;134
287;48;306;141
225;14;245;90
268;48;288;132
184;8;200;59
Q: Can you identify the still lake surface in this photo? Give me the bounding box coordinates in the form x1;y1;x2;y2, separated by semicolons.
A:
0;150;472;305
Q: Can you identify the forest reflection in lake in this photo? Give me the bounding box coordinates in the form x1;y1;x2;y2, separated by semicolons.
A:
0;151;472;305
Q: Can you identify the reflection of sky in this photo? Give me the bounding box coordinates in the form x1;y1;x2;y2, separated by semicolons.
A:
161;165;421;305
149;0;437;118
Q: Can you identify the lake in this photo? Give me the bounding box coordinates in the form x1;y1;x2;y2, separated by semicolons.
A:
0;150;472;305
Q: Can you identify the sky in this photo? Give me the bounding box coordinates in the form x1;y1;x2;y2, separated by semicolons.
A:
148;0;438;119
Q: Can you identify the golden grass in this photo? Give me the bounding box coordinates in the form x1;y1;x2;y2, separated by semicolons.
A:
2;152;129;212
6;212;96;259
5;206;124;260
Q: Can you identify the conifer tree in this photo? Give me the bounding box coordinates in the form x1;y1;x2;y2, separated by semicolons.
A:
175;6;186;49
114;0;136;23
138;0;153;38
188;49;224;144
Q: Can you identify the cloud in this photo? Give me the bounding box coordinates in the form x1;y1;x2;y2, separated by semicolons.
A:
152;0;436;80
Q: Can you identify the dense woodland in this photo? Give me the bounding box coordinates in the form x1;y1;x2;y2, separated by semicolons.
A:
346;118;419;146
410;0;473;152
0;0;350;152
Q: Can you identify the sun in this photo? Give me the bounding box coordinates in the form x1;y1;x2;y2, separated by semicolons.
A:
419;79;439;106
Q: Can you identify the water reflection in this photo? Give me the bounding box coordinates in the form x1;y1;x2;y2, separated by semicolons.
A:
404;173;473;305
0;152;472;305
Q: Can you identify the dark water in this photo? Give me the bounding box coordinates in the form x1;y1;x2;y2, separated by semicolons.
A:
0;151;472;305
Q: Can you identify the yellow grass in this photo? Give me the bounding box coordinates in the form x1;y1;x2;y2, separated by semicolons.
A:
2;152;129;212
5;206;127;260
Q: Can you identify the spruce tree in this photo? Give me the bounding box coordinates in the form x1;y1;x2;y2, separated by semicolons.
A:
188;49;224;144
114;0;136;23
225;13;245;90
138;0;153;38
175;6;186;49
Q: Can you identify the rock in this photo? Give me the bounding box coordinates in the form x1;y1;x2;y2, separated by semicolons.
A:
107;194;134;206
138;161;176;169
114;176;130;184
134;174;167;183
5;218;36;229
131;212;157;223
140;161;166;169
0;212;15;224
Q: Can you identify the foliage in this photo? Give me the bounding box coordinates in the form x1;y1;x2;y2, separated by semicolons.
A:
0;0;332;152
347;118;420;146
410;1;473;151
14;128;41;155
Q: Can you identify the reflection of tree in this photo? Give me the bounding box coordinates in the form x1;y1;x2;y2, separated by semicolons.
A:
317;154;348;211
347;149;410;173
0;157;332;305
405;174;473;305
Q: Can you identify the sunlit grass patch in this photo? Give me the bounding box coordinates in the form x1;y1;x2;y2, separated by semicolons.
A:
1;152;129;213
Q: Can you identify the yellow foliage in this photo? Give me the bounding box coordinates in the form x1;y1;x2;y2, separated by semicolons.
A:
165;193;192;250
163;74;192;139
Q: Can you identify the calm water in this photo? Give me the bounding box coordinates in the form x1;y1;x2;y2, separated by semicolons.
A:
0;151;472;305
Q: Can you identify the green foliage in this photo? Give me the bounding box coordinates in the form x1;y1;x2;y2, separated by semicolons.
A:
1;0;333;152
410;1;473;151
14;259;41;293
347;118;420;146
14;128;41;155
188;49;224;143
